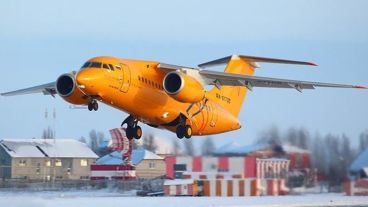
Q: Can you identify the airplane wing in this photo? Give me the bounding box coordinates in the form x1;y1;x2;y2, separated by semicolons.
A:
199;70;367;92
158;55;367;92
1;82;56;96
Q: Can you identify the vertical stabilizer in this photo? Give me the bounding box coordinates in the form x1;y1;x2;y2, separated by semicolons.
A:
207;55;255;117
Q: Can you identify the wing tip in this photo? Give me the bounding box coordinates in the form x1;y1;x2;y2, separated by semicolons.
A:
354;85;368;89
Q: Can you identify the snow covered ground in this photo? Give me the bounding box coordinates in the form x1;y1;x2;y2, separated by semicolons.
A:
0;190;366;207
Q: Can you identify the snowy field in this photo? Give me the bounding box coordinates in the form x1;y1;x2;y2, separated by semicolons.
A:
0;190;367;207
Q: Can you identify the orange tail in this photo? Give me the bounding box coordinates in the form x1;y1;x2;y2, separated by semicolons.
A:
207;55;255;117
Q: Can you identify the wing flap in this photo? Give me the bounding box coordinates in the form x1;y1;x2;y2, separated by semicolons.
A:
200;70;367;91
1;82;56;96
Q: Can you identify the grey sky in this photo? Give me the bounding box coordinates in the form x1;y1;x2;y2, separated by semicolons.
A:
0;0;367;147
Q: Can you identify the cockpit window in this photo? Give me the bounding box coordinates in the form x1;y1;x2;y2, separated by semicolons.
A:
82;62;91;68
102;64;110;69
90;62;102;68
81;61;114;70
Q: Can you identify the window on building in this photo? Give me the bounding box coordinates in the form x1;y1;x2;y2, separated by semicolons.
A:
149;162;155;169
80;159;88;167
18;160;26;166
45;160;51;167
80;176;89;180
55;159;62;167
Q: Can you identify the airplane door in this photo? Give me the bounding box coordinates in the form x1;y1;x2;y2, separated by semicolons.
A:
120;63;131;93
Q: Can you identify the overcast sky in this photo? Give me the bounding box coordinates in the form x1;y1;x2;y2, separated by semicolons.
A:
0;0;367;148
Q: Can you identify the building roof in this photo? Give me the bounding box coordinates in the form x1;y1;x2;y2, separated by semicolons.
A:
214;142;309;155
350;149;368;172
0;139;98;158
96;148;163;166
214;141;241;154
282;144;310;154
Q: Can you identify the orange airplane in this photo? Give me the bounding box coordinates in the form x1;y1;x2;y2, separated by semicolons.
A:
1;55;366;139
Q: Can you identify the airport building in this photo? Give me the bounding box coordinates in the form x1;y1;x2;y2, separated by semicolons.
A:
0;139;98;181
345;148;368;196
91;148;165;180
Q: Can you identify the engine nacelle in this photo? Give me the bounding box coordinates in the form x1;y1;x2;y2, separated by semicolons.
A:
56;73;89;105
163;71;205;103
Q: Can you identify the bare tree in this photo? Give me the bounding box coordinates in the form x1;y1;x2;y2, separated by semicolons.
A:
79;136;87;143
89;130;105;154
143;133;157;152
284;127;310;149
256;126;281;145
297;128;310;149
201;137;216;156
184;139;195;156
42;126;54;139
285;127;298;146
359;130;368;152
172;139;182;155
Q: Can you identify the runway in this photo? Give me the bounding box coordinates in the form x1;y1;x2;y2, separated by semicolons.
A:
0;190;366;207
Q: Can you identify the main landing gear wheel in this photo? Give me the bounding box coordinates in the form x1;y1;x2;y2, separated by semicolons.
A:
176;125;185;139
184;125;192;139
122;115;142;140
176;125;192;139
88;100;98;111
126;126;142;140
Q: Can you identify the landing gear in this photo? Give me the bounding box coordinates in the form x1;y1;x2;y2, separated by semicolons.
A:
122;115;142;140
184;125;193;139
88;100;98;111
176;125;192;139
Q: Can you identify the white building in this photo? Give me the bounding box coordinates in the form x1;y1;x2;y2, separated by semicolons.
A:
0;139;98;180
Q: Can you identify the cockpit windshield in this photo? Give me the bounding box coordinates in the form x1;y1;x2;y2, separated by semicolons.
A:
81;61;115;70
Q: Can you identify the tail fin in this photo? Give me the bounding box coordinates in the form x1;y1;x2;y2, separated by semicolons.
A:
206;55;255;117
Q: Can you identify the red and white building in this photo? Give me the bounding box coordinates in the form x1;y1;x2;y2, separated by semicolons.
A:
164;156;289;196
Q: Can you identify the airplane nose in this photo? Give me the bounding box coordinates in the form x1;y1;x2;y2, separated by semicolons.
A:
76;70;91;87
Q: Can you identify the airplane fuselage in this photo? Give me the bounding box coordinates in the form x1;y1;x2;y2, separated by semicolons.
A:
77;56;240;136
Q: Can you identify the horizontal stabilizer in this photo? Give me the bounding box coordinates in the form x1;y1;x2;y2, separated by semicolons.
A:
198;55;317;68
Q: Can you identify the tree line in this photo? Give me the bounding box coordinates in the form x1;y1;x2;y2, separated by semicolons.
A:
256;126;368;187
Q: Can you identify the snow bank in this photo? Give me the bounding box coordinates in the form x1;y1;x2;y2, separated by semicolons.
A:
0;191;367;207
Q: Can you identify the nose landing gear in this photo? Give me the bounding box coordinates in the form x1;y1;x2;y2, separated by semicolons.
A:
121;115;142;140
87;100;98;111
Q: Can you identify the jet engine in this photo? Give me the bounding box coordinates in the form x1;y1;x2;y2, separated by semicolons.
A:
56;73;89;105
163;71;205;103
